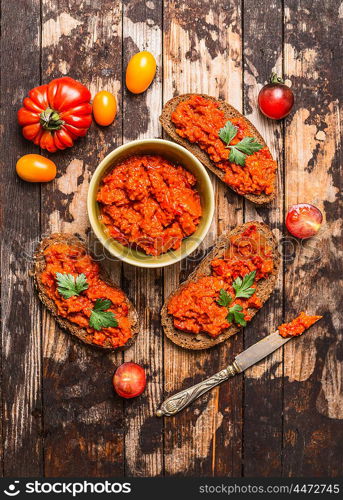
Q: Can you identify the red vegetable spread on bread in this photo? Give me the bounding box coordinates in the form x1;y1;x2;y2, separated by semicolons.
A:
97;154;202;256
278;312;322;338
40;242;133;348
171;95;277;196
167;224;274;337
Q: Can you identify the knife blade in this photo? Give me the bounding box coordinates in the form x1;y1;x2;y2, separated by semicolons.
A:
234;330;291;372
156;318;321;417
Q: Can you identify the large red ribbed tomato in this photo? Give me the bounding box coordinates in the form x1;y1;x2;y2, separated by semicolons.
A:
18;77;92;152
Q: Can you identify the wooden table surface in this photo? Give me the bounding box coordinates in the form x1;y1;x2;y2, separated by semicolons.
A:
1;0;342;477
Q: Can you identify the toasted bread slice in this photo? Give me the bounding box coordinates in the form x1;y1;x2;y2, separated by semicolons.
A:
33;233;138;351
161;222;280;350
160;94;276;205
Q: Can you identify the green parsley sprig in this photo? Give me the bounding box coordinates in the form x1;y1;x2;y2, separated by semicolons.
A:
216;271;257;327
89;299;118;331
55;273;118;331
233;270;256;298
218;120;263;166
227;304;246;326
217;288;233;307
56;272;89;299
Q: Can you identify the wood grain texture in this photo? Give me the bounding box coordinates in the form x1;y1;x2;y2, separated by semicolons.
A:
242;0;284;476
122;0;164;477
40;0;125;477
163;0;244;476
282;0;343;477
211;0;244;477
0;0;43;476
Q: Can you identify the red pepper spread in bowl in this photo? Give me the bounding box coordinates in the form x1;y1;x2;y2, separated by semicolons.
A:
168;224;274;337
41;243;132;348
278;312;322;338
97;154;202;256
171;95;277;196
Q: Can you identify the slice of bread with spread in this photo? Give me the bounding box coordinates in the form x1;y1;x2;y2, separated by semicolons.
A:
33;233;138;351
161;222;280;350
160;94;277;205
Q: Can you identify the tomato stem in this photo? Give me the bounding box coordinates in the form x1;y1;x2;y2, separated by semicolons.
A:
269;72;285;84
40;107;64;131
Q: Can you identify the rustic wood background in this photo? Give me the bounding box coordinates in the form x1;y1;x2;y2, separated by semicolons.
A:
1;0;342;477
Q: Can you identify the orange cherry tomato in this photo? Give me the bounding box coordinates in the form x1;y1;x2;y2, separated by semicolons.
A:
125;51;156;94
16;154;57;182
92;90;117;126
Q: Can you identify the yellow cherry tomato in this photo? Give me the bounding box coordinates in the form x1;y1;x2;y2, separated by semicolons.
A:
126;51;156;94
16;154;57;182
93;90;117;126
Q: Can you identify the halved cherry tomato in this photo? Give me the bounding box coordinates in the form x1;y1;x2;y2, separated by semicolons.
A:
93;91;117;126
16;154;57;182
113;362;146;399
286;203;323;239
126;51;156;94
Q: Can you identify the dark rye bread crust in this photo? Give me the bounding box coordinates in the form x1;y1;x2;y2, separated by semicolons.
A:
161;222;280;350
159;94;276;205
33;233;138;351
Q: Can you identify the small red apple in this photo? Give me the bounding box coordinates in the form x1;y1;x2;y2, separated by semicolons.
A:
113;362;146;399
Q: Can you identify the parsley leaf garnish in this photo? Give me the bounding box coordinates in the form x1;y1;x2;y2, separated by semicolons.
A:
218;121;238;146
233;136;265;155
216;271;257;327
217;288;233;307
89;299;118;331
227;304;246;327
56;272;89;299
218;119;263;166
232;271;256;299
228;147;247;166
229;137;264;166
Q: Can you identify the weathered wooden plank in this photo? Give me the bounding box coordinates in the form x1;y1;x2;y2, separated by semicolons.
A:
163;0;244;476
121;0;164;477
0;0;43;476
212;1;244;477
2;0;341;479
40;0;125;477
283;0;343;476
242;0;284;476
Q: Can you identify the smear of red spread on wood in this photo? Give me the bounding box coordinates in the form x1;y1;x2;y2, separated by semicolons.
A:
97;154;202;256
171;95;277;195
41;243;132;348
167;224;274;337
278;312;322;338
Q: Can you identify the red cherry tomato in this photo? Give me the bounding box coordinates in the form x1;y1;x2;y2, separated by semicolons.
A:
113;362;146;399
286;203;323;239
258;73;294;120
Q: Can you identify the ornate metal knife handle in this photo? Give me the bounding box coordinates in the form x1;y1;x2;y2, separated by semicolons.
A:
156;362;240;417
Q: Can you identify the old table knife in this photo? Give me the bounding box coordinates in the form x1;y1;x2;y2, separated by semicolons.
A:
156;330;294;417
